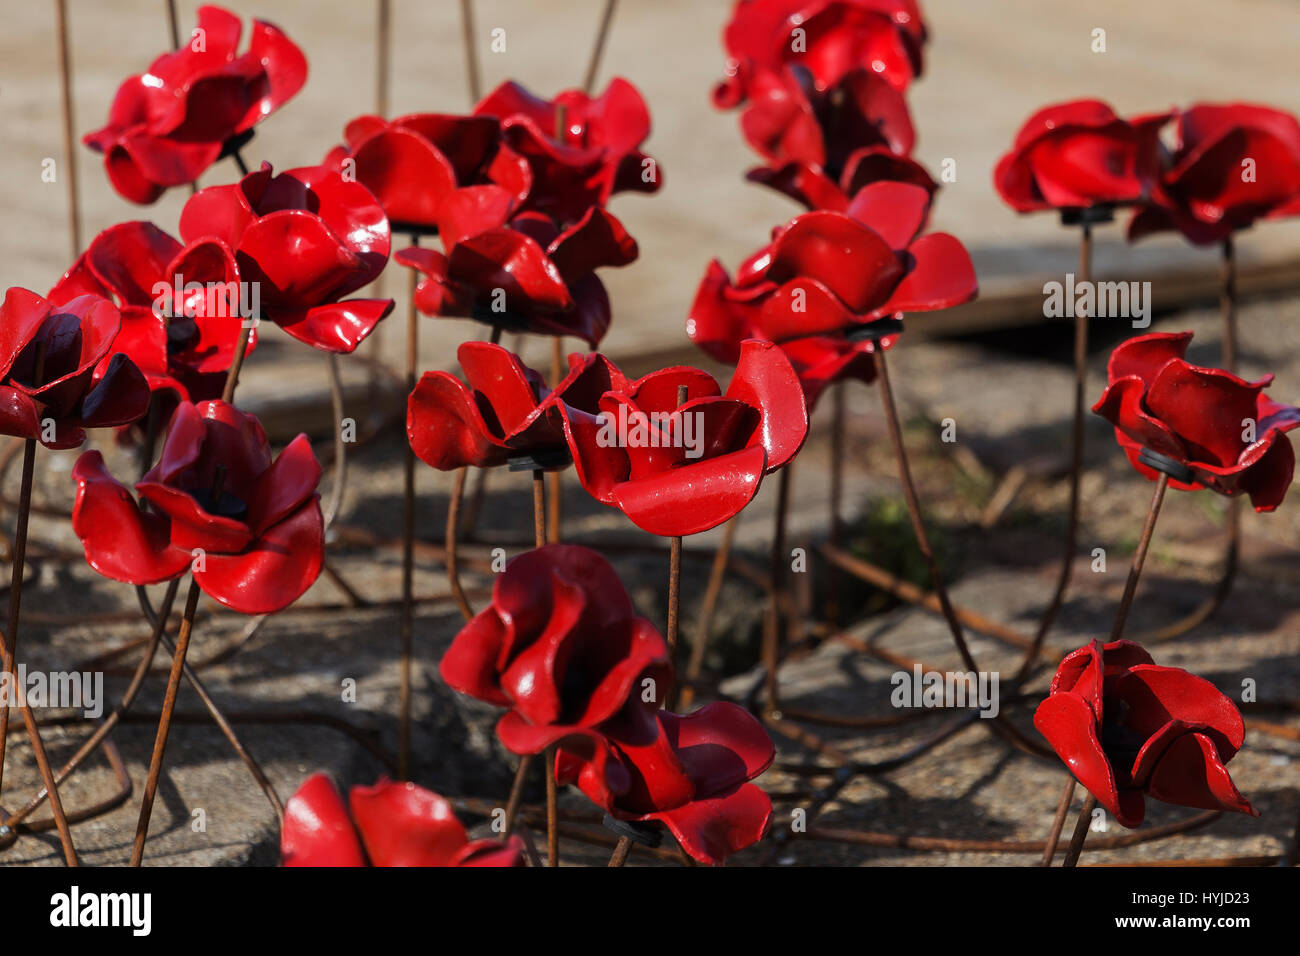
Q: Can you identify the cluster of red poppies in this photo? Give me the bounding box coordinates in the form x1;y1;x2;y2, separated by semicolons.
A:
996;99;1300;244
694;0;976;411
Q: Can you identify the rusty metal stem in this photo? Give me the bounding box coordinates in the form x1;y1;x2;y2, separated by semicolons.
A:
399;238;420;780
446;467;474;621
1062;794;1098;868
679;516;738;711
130;574;203;866
1109;473;1169;641
763;466;792;713
582;0;618;93
459;0;481;104
532;470;546;548
56;0;81;259
1040;776;1076;865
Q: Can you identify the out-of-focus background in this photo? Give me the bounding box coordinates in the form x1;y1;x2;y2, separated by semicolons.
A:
1;1;1299;866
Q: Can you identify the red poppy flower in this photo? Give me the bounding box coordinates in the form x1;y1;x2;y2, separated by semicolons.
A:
560;340;808;536
49;221;256;407
688;182;974;406
179;163;394;353
737;66;915;173
995;100;1172;213
281;774;523;867
323;113;531;233
394;194;638;348
1129;103;1300;244
473;78;662;225
713;0;926;108
557;702;775;865
1034;640;1256;828
440;544;672;772
0;288;150;449
407;342;626;471
747;143;937;212
83;5;307;204
71;399;323;614
1092;331;1300;512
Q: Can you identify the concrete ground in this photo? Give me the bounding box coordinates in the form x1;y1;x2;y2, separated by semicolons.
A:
0;1;1298;865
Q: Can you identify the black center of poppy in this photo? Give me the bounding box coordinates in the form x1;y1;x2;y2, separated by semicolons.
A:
166;316;201;355
191;488;248;522
1100;695;1146;770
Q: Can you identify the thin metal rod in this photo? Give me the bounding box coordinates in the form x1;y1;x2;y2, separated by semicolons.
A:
679;516;738;711
1062;794;1098;868
547;339;563;544
873;349;979;674
130;574;203;866
55;0;81;259
1040;776;1076;865
763;466;792;714
446;467;475;621
221;324;252;403
5;578;181;827
502;754;532;834
323;353;347;528
1014;223;1091;682
608;836;632;867
1221;236;1237;373
1109;473;1170;641
459;0;481;104
376;0;391;117
532;470;546;548
582;0;618;93
545;744;558;866
399;238;420;780
825;382;845;626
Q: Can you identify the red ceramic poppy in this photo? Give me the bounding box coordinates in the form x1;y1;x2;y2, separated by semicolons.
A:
1092;331;1300;512
557;702;775;865
407;342;626;471
0;287;150;449
713;0;926;108
688;182;975;407
560;339;809;536
737;66;915;174
747;143;937;212
49;221;256;407
179;163;394;353
84;5;307;204
440;544;672;771
995;100;1172;213
1034;639;1256;828
71;399;323;614
394;195;638;348
281;774;524;867
323;113;531;233
1129;103;1300;244
473;78;662;225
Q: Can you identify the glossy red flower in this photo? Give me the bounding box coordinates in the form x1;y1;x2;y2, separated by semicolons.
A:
561;340;809;536
713;0;926;108
323;113;531;233
281;774;523;867
394;195;638;348
49;221;256;406
688;182;975;407
71;399;323;614
440;544;671;769
84;5;307;204
747;143;937;212
473;78;662;224
1092;331;1300;512
737;66;915;173
1129;103;1300;244
1034;639;1256;828
407;342;626;471
0;288;150;449
994;100;1171;213
179;163;394;353
557;702;775;865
